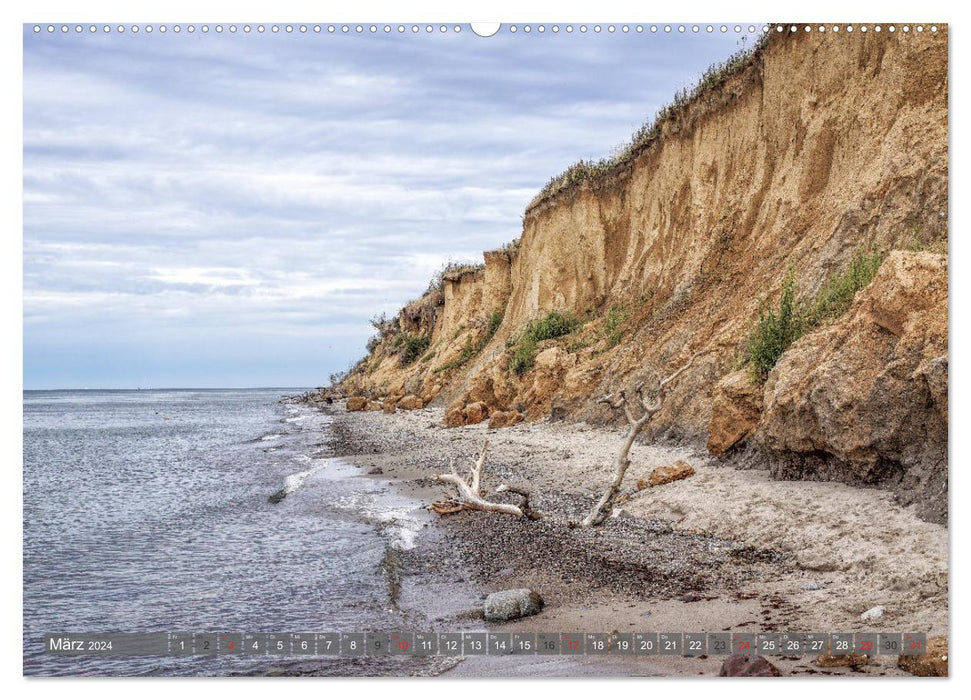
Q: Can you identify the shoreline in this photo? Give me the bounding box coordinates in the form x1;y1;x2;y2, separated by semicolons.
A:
318;401;948;677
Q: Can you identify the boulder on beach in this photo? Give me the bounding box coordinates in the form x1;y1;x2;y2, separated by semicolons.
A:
648;460;695;487
489;409;524;429
397;394;424;410
444;400;466;427
463;401;490;425
364;400;383;411
718;655;781;677
346;396;368;412
483;588;544;621
382;400;397;414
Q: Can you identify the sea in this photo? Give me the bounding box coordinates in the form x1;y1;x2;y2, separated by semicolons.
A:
22;388;431;676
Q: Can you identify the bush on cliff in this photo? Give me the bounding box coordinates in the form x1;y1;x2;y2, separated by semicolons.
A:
808;247;885;326
747;269;806;381
747;248;887;381
392;332;431;365
508;311;582;375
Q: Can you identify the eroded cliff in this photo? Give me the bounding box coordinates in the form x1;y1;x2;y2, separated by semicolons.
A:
338;28;948;522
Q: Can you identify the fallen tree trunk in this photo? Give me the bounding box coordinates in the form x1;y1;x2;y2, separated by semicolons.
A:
580;352;702;527
433;440;542;519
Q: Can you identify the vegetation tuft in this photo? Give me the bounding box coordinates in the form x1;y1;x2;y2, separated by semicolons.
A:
746;269;806;381
746;247;887;381
508;311;583;375
807;248;885;327
434;311;505;374
392;332;431;366
603;304;631;347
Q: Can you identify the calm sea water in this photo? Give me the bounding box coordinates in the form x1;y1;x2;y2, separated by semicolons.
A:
23;389;428;676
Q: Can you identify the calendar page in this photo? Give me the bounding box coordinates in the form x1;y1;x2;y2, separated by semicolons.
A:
21;12;949;682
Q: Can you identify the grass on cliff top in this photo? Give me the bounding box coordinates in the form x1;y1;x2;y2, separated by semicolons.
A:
508;310;583;375
532;36;767;205
425;260;486;294
746;247;886;381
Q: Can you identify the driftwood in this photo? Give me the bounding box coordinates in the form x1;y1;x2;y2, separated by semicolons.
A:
433;440;542;519
580;352;702;527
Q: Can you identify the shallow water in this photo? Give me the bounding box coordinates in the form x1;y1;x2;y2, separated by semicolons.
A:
23;389;429;676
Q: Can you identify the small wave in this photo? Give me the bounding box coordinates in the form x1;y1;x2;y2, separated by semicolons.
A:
260;433;282;442
283;415;311;423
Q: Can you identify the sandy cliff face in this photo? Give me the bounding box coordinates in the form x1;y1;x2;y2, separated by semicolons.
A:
340;29;948;521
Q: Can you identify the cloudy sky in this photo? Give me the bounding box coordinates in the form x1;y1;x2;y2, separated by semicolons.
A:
23;24;746;389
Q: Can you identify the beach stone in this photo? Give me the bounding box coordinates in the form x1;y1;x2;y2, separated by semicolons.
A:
817;653;869;668
397;394;424;410
382;400;397;414
860;605;885;620
346;396;368;412
364;400;383;412
898;636;948;676
488;409;523;429
719;655;781;677
463;401;490;425
648;460;696;487
483;588;544;621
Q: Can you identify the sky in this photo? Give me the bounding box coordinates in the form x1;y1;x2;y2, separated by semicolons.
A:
23;23;747;389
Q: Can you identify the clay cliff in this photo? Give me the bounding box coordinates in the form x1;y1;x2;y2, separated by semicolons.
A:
337;28;948;523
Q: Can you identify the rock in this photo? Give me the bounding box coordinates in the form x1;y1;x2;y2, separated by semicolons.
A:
364;400;383;412
483;588;544;621
718;655;781;677
397;394;424;410
382;400;397;414
648;460;696;487
801;580;826;591
707;369;763;456
444;401;466;427
346;396;368;412
860;605;885;620
756;251;947;523
267;489;287;504
898;635;947;676
368;467;384;475
817;653;869;668
488;409;524;429
463;401;490;425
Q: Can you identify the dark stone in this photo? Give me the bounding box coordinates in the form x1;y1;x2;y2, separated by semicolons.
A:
719;655;782;677
268;489;287;504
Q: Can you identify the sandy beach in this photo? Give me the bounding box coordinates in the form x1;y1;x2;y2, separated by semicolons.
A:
318;401;948;677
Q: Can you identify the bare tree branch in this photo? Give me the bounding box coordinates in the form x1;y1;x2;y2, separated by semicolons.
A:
581;351;703;527
433;440;540;519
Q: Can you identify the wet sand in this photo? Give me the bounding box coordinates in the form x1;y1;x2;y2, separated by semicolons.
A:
318;401;948;677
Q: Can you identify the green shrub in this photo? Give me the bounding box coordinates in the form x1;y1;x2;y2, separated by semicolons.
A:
486;311;504;339
508;336;537;375
507;311;582;375
392;332;431;365
525;310;582;342
603;305;630;347
808;248;885;326
746;269;807;381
